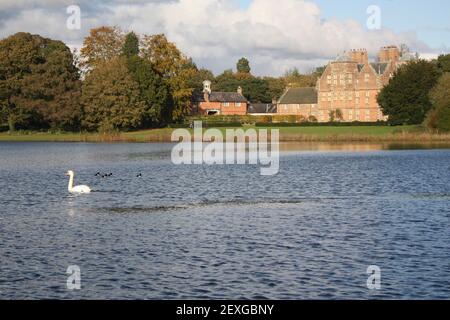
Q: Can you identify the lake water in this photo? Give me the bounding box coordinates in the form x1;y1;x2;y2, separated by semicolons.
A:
0;142;449;299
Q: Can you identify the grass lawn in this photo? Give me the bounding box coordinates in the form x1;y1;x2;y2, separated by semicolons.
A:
0;125;449;142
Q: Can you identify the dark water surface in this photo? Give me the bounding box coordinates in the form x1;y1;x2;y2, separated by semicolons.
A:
0;142;449;299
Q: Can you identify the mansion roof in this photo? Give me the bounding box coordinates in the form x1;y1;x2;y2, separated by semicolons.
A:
194;92;248;103
278;87;318;105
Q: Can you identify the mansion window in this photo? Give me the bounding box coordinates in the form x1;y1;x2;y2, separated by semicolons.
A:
222;102;230;107
236;102;241;107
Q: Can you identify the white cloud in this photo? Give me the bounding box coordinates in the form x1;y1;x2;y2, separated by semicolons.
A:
0;0;434;76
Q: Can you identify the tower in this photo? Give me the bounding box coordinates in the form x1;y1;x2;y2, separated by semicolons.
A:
203;80;212;94
202;80;211;103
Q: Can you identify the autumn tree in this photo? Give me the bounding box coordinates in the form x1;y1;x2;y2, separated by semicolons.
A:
81;57;147;132
283;68;318;87
426;73;450;132
377;60;440;125
0;32;81;131
141;34;196;121
80;26;124;71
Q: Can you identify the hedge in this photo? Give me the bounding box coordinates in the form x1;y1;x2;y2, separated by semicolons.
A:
255;121;389;127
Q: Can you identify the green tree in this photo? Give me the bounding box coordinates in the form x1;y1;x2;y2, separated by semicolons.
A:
237;57;251;74
241;77;270;103
0;32;81;131
81;57;147;132
126;56;170;126
377;60;440;125
214;70;272;103
426;73;450;132
142;34;196;121
437;54;450;73
264;77;286;102
122;35;171;126
122;32;139;58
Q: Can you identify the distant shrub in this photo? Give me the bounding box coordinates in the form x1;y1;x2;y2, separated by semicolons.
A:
168;124;190;128
203;122;242;128
308;116;318;122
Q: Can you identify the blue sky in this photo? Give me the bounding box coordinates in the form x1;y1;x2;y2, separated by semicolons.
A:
240;0;450;51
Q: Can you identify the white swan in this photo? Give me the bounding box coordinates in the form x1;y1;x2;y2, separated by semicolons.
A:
66;170;91;194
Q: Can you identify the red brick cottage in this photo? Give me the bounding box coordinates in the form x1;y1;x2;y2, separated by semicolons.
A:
192;80;248;116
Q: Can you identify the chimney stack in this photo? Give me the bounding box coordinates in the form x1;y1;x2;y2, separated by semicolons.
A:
349;49;369;65
378;46;400;63
237;86;243;95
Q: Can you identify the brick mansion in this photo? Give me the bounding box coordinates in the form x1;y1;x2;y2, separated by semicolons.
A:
278;45;415;122
193;45;416;122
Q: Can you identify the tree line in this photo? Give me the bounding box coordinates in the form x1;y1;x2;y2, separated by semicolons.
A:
377;54;450;131
0;27;323;132
1;27;448;132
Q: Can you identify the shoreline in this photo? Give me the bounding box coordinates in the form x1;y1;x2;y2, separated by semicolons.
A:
1;126;450;143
